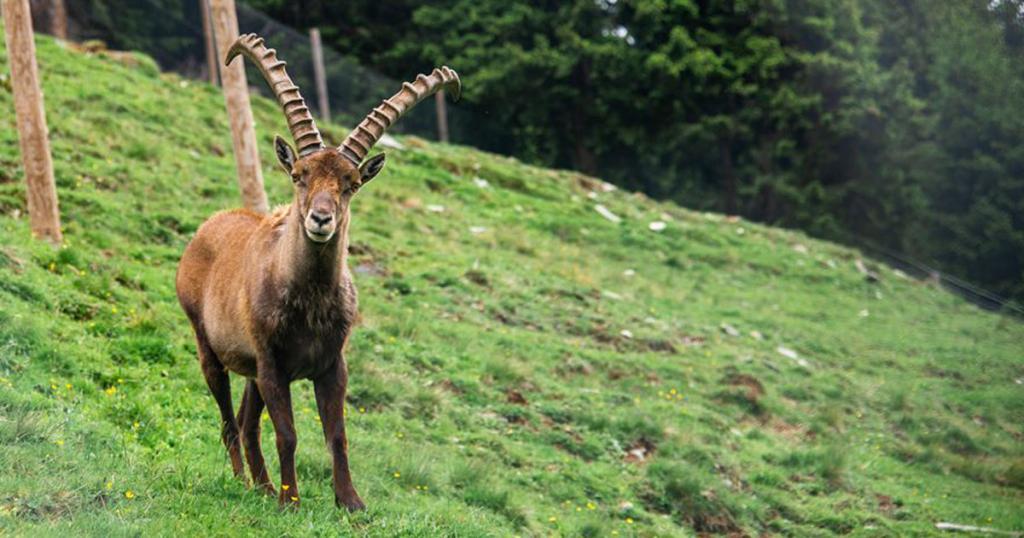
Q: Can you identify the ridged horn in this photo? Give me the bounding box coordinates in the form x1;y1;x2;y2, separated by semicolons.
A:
225;33;325;157
339;66;461;165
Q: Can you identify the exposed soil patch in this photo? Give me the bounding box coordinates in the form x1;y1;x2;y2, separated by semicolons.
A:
724;373;765;401
464;270;490;287
624;438;657;464
506;389;528;405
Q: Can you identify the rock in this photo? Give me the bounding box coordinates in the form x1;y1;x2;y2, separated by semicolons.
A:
750;331;764;340
623;269;636;277
469;226;487;234
378;133;404;150
793;244;808;254
648;221;667;232
720;323;740;337
472;177;489;188
855;259;881;283
426;204;445;213
620;329;634;339
777;346;811;368
594;204;622;223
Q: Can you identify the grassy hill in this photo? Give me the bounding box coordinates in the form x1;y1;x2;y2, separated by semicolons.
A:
1;30;1022;537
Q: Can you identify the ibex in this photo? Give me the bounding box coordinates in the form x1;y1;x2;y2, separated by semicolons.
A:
175;33;460;511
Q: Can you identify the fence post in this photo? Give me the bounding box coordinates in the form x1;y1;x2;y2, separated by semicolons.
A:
209;0;268;213
200;0;218;86
435;90;449;143
49;0;64;39
309;27;329;122
2;0;62;244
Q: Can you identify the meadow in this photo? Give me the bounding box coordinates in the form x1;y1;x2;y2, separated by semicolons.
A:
0;31;1022;536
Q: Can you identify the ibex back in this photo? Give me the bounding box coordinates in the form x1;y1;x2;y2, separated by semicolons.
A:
175;33;460;511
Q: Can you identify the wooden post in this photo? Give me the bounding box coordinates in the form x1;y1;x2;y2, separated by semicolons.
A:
435;90;449;143
309;27;329;122
200;0;218;86
2;0;62;244
47;0;64;39
209;0;268;213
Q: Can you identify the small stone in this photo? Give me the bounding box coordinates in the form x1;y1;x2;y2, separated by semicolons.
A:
594;204;621;223
720;323;740;337
793;244;808;254
623;269;636;277
620;329;633;339
750;331;763;340
649;221;667;232
776;346;798;360
472;177;490;188
469;226;487;234
378;133;404;150
426;204;445;213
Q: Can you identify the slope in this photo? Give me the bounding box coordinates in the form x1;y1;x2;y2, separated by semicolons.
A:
0;30;1022;537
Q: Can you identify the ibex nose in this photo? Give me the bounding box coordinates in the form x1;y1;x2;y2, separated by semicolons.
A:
310;211;333;227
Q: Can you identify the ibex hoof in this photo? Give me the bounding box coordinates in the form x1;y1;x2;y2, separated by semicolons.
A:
338;495;366;512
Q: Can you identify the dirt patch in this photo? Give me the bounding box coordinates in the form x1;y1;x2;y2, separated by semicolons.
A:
506;389;528;405
876;494;898;515
724;373;765;401
464;270;490;287
624;438;657;464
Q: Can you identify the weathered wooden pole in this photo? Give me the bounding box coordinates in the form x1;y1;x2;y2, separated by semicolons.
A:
309;27;329;122
200;0;218;86
2;0;62;244
47;0;64;39
435;90;449;143
209;0;268;213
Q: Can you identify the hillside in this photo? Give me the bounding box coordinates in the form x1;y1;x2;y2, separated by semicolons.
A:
0;31;1022;537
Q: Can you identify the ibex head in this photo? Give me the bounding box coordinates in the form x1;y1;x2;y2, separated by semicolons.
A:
226;33;461;244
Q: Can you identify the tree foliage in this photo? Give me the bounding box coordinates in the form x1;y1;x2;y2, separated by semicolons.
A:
259;0;1024;301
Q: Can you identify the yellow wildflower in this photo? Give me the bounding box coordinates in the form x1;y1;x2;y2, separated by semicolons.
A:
290;496;298;502
281;484;289;491
105;386;117;396
393;471;401;478
124;490;135;500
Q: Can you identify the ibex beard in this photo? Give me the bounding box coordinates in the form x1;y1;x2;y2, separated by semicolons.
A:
174;33;459;511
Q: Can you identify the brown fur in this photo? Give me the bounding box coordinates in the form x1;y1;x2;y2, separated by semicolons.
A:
176;147;382;511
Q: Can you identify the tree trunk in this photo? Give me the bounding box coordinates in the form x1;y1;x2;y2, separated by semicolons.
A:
570;59;597;175
309;27;330;122
209;0;268;213
434;90;449;143
200;0;218;86
3;0;62;244
719;139;738;215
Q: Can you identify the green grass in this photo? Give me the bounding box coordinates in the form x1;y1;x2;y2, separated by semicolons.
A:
1;29;1022;537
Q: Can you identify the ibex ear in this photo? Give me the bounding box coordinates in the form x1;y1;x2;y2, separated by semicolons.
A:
274;135;297;174
359;153;386;184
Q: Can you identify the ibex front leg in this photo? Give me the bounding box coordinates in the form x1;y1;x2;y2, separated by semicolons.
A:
256;366;300;507
314;358;365;511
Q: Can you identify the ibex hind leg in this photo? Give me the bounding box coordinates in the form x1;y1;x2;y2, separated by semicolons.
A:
194;327;246;482
237;379;275;496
